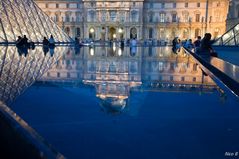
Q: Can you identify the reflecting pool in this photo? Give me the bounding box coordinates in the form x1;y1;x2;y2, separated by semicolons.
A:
1;46;239;159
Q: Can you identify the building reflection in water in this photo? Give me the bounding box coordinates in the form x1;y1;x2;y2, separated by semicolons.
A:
40;46;218;114
0;46;69;104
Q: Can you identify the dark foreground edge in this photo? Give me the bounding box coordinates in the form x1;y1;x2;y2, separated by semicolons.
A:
0;101;65;159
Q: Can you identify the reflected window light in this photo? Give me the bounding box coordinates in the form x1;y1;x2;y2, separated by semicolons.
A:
118;48;122;56
90;47;94;56
118;28;123;33
113;42;116;52
158;62;163;71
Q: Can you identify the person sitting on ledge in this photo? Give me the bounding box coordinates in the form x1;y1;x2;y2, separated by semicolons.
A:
196;33;217;57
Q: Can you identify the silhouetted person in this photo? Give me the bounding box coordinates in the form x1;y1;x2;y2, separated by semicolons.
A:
172;37;178;53
198;33;216;57
109;40;113;47
194;36;201;47
49;35;55;47
49;45;55;57
43;46;49;55
74;46;81;55
16;36;23;47
120;39;124;49
172;37;181;53
194;36;201;54
43;37;49;46
74;37;79;46
185;39;194;50
22;35;28;47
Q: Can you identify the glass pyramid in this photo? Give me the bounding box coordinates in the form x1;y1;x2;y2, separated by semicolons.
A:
0;0;71;43
214;23;239;46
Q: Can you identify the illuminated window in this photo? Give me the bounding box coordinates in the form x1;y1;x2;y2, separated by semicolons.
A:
195;28;201;38
160;13;165;22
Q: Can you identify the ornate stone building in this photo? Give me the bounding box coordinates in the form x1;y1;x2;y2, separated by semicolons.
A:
36;0;229;40
227;0;239;30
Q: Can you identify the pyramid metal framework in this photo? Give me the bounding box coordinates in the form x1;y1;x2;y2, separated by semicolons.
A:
214;23;239;46
0;0;71;43
0;46;69;104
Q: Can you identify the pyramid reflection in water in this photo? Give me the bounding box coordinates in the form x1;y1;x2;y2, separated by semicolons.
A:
0;46;69;104
0;0;71;43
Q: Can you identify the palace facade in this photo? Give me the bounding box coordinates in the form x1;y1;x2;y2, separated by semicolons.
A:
227;0;239;30
36;0;229;41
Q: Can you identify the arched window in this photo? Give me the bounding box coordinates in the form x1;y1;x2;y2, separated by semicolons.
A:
55;14;59;22
182;28;188;39
89;27;95;39
214;28;220;38
182;11;189;22
195;28;201;38
130;27;137;39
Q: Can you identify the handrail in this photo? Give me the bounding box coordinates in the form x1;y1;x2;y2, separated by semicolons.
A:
183;47;239;98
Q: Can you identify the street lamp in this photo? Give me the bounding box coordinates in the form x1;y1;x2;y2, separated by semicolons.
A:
118;28;123;33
